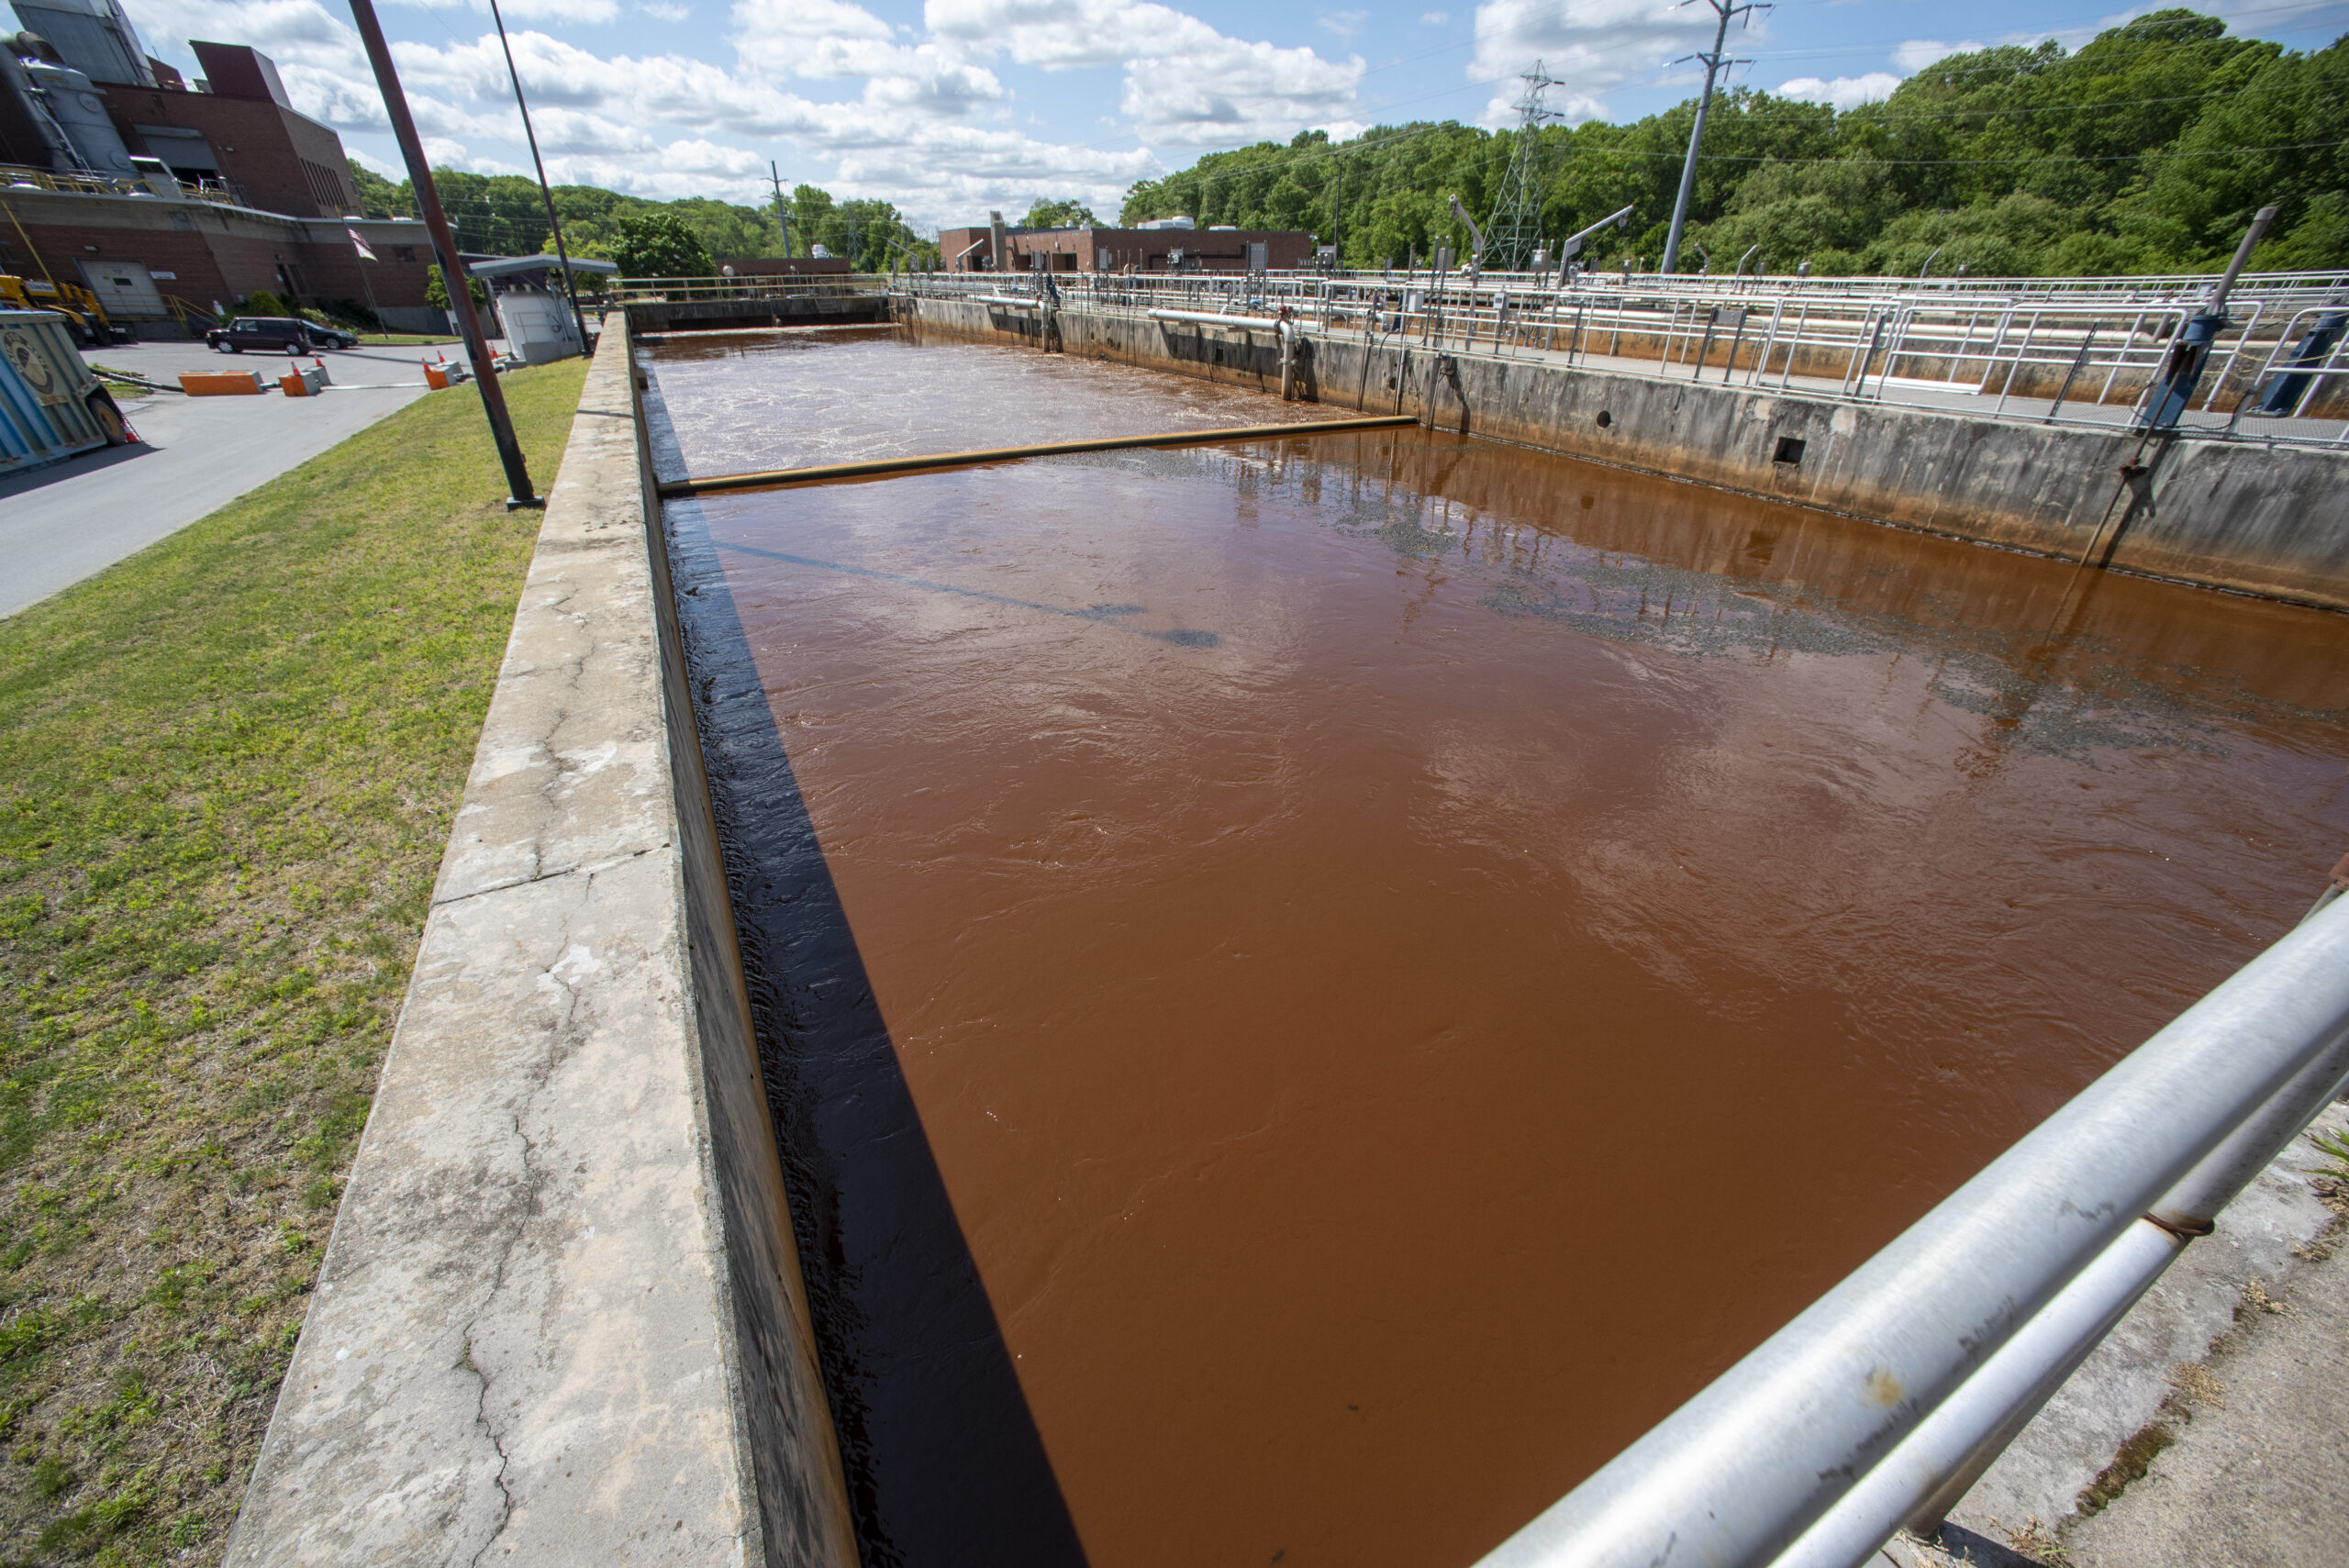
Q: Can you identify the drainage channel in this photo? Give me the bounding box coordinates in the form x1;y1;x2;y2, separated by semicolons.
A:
639;323;2349;1568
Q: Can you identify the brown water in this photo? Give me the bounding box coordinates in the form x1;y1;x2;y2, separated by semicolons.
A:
645;329;2349;1568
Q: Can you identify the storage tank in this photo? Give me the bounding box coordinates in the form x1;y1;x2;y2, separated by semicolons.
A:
19;55;137;175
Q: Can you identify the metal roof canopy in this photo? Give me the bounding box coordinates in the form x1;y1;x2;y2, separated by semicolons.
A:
466;254;618;277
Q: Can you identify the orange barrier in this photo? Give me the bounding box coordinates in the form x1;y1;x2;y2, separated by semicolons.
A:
179;370;265;396
279;362;329;397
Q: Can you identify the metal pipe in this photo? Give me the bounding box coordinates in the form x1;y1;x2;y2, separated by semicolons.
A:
659;414;1419;496
1770;1223;2182;1568
1475;895;2349;1568
2206;205;2278;315
1777;1011;2349;1568
1150;308;1292;331
2046;327;2099;422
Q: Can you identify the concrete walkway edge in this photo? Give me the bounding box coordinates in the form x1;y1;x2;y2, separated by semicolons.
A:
223;318;858;1565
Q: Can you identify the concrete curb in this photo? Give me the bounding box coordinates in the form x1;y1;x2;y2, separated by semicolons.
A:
225;318;859;1566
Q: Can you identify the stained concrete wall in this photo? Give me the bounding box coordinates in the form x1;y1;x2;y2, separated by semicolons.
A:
902;295;2349;613
624;294;889;334
225;319;858;1566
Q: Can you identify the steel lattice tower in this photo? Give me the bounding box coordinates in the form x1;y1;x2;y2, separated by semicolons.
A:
1487;62;1562;271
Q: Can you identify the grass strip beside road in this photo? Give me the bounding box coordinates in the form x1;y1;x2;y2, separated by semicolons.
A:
0;359;586;1563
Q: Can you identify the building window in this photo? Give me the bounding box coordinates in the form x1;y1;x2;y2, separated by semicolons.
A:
394;245;417;263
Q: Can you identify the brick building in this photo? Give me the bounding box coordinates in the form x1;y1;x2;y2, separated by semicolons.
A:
95;41;363;218
0;6;439;334
0;183;440;334
937;221;1314;275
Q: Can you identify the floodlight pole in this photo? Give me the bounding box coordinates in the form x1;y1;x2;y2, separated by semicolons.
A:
488;0;591;356
347;0;540;507
1662;0;1764;275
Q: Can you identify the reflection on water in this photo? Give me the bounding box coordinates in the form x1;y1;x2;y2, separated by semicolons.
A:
640;324;1331;483
651;331;2349;1568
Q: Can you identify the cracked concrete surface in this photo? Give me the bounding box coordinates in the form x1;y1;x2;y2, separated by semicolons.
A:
226;322;858;1565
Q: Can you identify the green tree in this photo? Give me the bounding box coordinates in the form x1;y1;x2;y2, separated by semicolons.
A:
611;212;714;278
1020;198;1097;228
423;263;489;312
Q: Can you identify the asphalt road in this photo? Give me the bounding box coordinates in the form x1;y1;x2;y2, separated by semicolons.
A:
0;339;458;618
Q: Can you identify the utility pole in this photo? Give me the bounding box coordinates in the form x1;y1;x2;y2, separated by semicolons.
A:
770;161;792;259
1330;153;1342;270
487;0;590;357
1662;0;1765;275
348;0;539;507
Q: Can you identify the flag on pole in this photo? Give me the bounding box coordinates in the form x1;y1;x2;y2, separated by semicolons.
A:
349;227;378;261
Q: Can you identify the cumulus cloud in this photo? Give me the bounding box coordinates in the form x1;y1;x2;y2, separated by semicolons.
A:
1775;71;1901;110
927;0;1363;144
391;0;621;24
1469;0;1733;125
119;0;1353;225
1890;38;1983;72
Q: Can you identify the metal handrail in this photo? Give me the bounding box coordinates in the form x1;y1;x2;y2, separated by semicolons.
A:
0;161;243;206
1479;895;2349;1568
898;272;2349;442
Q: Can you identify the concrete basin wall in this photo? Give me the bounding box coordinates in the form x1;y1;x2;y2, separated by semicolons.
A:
624;295;891;334
903;294;2349;613
226;318;859;1566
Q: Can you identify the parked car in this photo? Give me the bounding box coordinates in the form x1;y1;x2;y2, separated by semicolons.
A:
206;317;355;353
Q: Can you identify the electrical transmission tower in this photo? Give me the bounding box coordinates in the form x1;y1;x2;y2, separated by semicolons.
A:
1486;61;1562;272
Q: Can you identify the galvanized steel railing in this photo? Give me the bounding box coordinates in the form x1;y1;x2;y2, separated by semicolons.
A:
1477;892;2349;1568
895;270;2349;444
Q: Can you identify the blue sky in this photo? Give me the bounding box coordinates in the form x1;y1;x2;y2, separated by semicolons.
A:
110;0;2349;228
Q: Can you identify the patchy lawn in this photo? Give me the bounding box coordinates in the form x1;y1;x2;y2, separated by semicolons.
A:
0;358;587;1564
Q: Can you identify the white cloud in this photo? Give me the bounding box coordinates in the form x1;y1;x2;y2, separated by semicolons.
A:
1469;0;1734;126
390;0;620;23
928;0;1363;144
119;0;1355;227
639;0;688;16
1419;9;1447;23
1890;38;1982;72
1775;71;1901;110
1318;8;1366;38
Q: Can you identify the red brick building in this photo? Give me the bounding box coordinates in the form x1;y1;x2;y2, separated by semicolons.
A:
95;42;363;218
0;183;440;335
937;223;1314;275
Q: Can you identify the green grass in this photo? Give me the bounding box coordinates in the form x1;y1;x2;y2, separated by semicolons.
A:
0;360;587;1564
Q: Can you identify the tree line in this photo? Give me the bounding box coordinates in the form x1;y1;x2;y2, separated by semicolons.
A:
1117;11;2346;277
347;165;938;274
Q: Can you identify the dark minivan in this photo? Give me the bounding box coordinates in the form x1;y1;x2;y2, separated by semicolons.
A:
206;317;357;353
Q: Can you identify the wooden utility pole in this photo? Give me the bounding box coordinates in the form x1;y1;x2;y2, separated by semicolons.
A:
348;0;540;507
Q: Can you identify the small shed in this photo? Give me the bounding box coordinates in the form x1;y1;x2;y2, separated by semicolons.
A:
466;255;619;365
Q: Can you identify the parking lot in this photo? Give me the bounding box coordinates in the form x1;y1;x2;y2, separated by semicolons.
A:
0;337;462;617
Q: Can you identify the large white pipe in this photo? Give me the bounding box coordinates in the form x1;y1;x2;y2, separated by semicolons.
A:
1148;308;1297;332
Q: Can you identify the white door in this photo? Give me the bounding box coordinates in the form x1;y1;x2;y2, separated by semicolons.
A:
78;260;168;319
